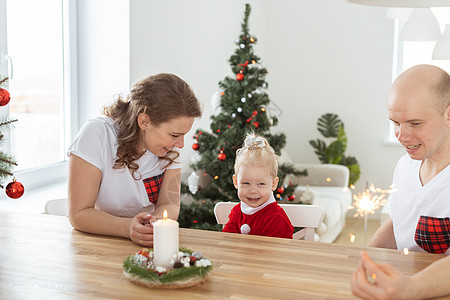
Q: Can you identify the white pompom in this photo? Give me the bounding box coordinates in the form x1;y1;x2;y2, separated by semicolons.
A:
187;171;200;194
240;224;251;234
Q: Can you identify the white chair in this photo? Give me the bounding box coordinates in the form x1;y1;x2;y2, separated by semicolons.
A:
44;198;68;216
214;202;324;241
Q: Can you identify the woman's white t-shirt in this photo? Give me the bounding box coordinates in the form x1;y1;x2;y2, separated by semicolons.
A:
390;154;450;255
67;116;181;218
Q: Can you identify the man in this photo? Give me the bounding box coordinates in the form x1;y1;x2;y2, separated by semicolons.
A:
351;64;450;299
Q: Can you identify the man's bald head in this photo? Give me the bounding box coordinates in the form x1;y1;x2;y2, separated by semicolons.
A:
390;64;450;114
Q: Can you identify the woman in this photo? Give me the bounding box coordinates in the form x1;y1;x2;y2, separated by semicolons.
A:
67;73;202;246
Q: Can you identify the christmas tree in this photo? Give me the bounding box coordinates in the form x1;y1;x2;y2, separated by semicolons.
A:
0;77;24;199
179;4;306;230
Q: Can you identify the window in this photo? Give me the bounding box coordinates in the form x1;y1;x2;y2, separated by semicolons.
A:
6;0;64;170
389;7;450;142
0;0;77;189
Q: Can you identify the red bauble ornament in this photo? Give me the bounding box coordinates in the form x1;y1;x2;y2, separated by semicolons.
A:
192;143;199;150
5;178;25;199
0;88;11;107
276;186;285;194
217;152;227;161
253;121;259;128
288;195;296;201
236;73;244;81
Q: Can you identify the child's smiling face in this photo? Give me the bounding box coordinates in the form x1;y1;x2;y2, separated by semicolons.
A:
233;164;279;208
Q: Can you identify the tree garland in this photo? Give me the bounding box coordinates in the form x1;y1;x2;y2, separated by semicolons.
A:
123;247;212;287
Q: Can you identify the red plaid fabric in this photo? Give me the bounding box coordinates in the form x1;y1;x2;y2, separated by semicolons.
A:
143;173;164;204
415;215;450;254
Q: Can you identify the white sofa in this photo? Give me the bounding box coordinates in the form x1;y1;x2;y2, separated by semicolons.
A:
285;164;352;243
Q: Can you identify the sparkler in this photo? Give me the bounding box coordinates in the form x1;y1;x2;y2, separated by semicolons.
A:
350;183;394;247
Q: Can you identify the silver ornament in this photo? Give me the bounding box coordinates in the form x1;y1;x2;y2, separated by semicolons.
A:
191;153;201;163
210;90;221;112
187;171;200;194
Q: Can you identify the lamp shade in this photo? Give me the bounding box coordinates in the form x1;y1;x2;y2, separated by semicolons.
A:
433;24;450;59
400;8;441;41
348;0;450;7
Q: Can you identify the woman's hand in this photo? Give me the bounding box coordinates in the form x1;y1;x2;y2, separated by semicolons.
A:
129;212;158;247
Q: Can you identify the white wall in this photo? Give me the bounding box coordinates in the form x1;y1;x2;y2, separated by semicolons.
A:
77;0;130;126
129;0;269;182
75;0;406;191
262;1;406;190
127;0;405;191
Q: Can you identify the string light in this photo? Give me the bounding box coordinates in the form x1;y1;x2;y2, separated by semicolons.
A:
349;233;356;243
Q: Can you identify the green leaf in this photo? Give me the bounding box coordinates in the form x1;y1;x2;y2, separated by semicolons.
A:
310;113;361;186
317;113;343;138
325;140;344;164
347;164;361;186
309;139;327;163
340;156;361;186
336;125;347;143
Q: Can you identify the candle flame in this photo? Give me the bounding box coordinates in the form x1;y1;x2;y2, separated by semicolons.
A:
163;210;168;220
403;248;409;255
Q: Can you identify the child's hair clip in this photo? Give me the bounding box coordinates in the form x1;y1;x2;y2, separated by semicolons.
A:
244;136;266;150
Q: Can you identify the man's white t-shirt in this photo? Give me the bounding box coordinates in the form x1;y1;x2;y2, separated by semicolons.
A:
67;116;181;218
390;154;450;255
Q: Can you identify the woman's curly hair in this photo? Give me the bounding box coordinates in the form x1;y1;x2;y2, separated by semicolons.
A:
103;73;202;178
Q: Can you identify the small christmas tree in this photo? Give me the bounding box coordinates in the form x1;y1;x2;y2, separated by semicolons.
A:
0;77;23;199
179;4;306;230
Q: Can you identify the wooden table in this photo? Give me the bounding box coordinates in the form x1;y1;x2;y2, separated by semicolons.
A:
0;211;447;300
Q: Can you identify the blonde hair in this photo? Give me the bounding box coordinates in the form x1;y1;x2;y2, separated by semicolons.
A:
234;133;278;178
103;73;202;178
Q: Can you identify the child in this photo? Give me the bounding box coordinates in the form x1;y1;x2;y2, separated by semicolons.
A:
222;134;294;239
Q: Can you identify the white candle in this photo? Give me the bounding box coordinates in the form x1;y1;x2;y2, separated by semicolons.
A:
153;210;179;268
